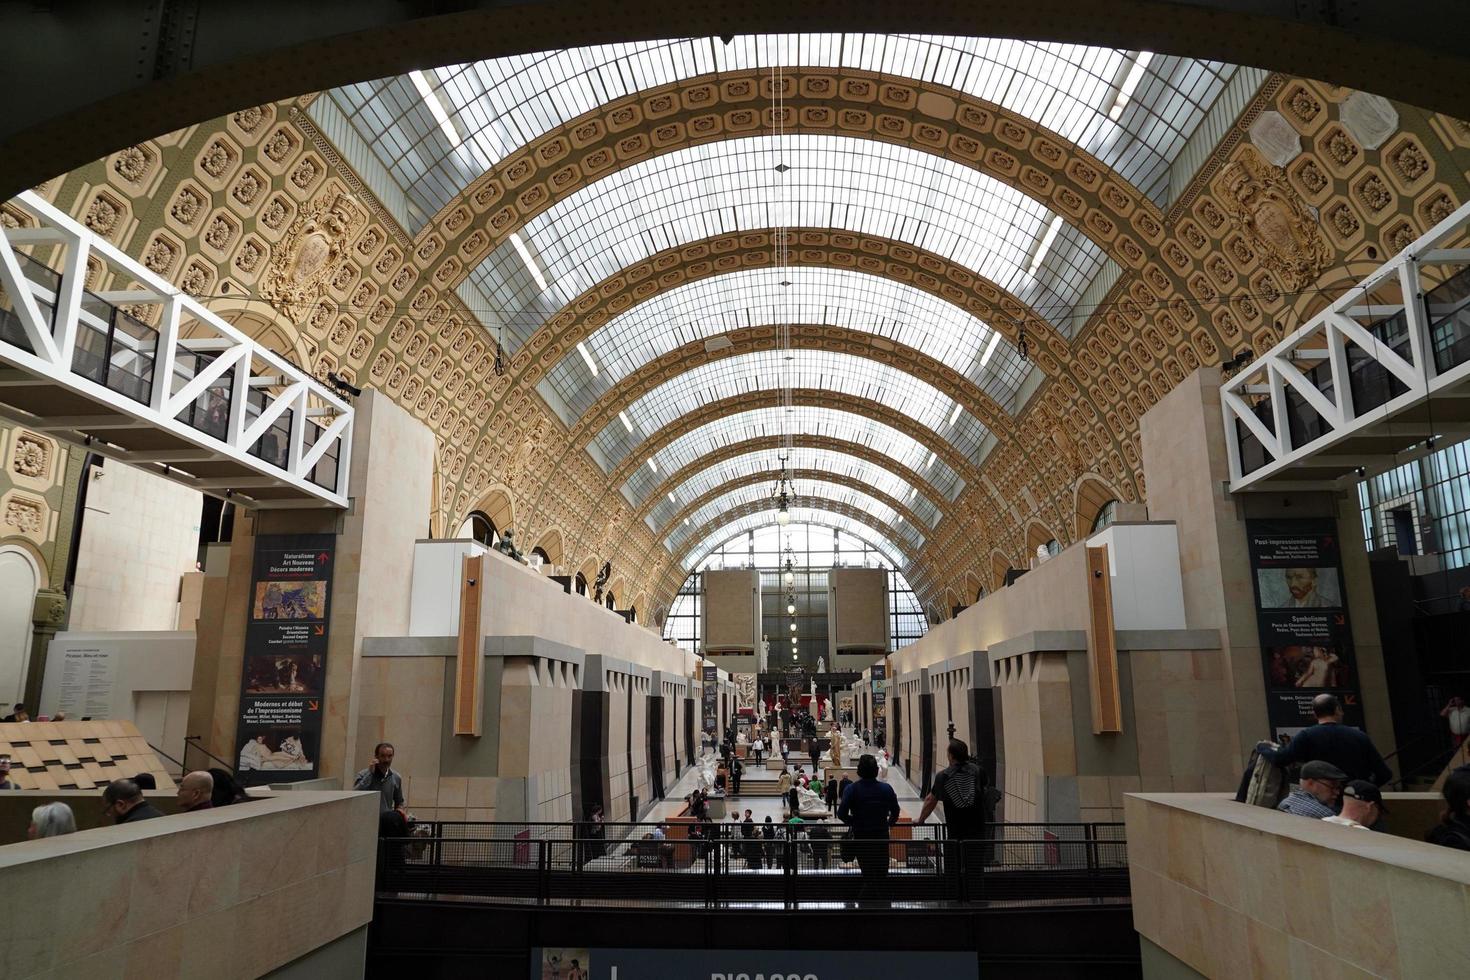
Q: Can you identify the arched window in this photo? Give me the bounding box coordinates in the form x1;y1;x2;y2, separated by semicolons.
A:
531;546;550;567
1044;539;1060;557
458;510;498;547
628;606;637;624
605;592;616;610
1091;500;1119;533
574;572;588;596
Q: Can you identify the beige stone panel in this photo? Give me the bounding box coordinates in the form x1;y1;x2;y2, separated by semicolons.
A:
1388;865;1470;977
1243;918;1291;980
1284;937;1378;980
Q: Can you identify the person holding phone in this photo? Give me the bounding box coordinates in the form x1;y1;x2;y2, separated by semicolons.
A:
0;755;17;790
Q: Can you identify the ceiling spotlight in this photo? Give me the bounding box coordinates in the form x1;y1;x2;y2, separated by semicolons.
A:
787;603;796;614
784;570;794;585
789;622;797;632
1354;466;1366;478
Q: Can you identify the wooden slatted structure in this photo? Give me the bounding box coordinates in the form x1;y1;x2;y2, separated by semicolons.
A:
0;720;176;790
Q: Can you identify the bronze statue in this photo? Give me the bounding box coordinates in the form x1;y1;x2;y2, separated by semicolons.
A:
496;528;524;562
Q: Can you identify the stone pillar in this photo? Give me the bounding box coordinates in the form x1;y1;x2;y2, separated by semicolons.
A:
186;390;434;783
1140;368;1395;773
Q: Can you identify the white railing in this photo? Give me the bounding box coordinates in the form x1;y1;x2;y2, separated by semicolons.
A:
0;190;351;507
1223;198;1470;492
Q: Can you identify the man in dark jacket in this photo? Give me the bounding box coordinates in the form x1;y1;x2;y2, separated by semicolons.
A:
103;779;163;824
1256;694;1392;785
836;753;901;904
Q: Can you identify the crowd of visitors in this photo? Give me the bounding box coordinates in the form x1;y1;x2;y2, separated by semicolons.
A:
1248;693;1470;850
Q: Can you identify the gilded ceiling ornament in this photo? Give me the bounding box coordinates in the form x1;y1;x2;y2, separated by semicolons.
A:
260;192;363;322
1219;148;1331;291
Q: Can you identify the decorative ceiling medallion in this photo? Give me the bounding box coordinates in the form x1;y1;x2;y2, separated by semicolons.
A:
1219;147;1331;291
260;191;365;321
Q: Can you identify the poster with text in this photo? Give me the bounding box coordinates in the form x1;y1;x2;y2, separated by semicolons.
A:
871;663;888;734
234;534;335;784
701;665;718;734
1246;519;1364;740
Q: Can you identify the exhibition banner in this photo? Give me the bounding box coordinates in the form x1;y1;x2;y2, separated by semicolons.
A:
233;533;335;784
702;665;719;734
871;663;887;731
1245;519;1365;741
530;947;978;979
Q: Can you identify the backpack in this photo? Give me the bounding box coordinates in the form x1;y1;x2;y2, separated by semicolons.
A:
1236;743;1288;809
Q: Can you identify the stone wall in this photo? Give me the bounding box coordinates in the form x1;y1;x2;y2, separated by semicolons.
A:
0;789;376;979
1125;792;1470;978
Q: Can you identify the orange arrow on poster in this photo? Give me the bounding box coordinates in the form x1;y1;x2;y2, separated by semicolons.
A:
308;700;319;711
313;624;324;636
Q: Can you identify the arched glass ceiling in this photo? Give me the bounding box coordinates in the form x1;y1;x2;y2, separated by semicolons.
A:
537;265;1037;430
667;483;924;556
592;349;992;474
317;34;1241;230
622;405;965;507
647;447;942;533
685;507;909;570
471;134;1106;361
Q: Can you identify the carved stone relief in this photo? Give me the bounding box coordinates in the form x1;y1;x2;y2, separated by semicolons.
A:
1218;148;1331;291
259;191;364;321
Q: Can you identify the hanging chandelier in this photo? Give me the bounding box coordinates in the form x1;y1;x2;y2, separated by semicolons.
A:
771;454;794;526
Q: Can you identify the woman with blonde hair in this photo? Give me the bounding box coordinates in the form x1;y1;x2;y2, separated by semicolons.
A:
28;801;77;838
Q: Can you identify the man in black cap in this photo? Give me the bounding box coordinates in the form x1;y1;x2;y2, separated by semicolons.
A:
1277;760;1346;819
1256;694;1392;785
1323;780;1386;830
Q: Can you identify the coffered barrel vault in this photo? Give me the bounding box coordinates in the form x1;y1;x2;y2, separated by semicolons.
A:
4;20;1467;633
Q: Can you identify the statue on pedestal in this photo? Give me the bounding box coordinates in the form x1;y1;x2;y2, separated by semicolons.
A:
759;634;770;671
496;528;524;562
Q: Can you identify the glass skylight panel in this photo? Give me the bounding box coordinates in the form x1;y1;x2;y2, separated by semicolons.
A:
664;481;923;557
640;447;942;534
538;262;1039;428
621;405;965;505
685;508;908;571
592;349;989;471
466;134;1105;356
315;35;1236;232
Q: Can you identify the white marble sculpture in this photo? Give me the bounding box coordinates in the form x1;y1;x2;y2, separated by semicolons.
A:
817;655;825;674
695;757;717;795
795;783;829;817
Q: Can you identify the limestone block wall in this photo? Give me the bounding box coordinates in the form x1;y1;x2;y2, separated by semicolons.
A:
990;649;1075;825
604;670;632;822
479;549;690;676
628;672;651;817
69;460;201;632
501;655;577;823
0;790;377;979
1125;793;1470;979
353;652;448;815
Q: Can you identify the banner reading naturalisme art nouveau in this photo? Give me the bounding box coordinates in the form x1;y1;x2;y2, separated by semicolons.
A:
233;533;335;784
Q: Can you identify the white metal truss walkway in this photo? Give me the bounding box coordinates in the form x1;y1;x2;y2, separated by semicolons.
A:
0;191;351;508
1223;199;1470;492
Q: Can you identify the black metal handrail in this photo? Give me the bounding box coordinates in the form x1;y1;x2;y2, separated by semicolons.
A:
376;820;1128;910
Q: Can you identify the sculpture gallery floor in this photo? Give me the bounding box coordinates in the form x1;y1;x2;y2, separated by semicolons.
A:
648;742;926;824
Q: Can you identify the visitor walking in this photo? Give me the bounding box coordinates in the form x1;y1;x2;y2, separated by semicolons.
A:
836;753;900;906
919;738;991;879
752;735;765;764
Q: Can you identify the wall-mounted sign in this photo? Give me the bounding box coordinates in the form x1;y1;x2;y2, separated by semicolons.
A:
1246;519;1365;741
233;534;335;784
701;665;719;734
531;947;978;979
